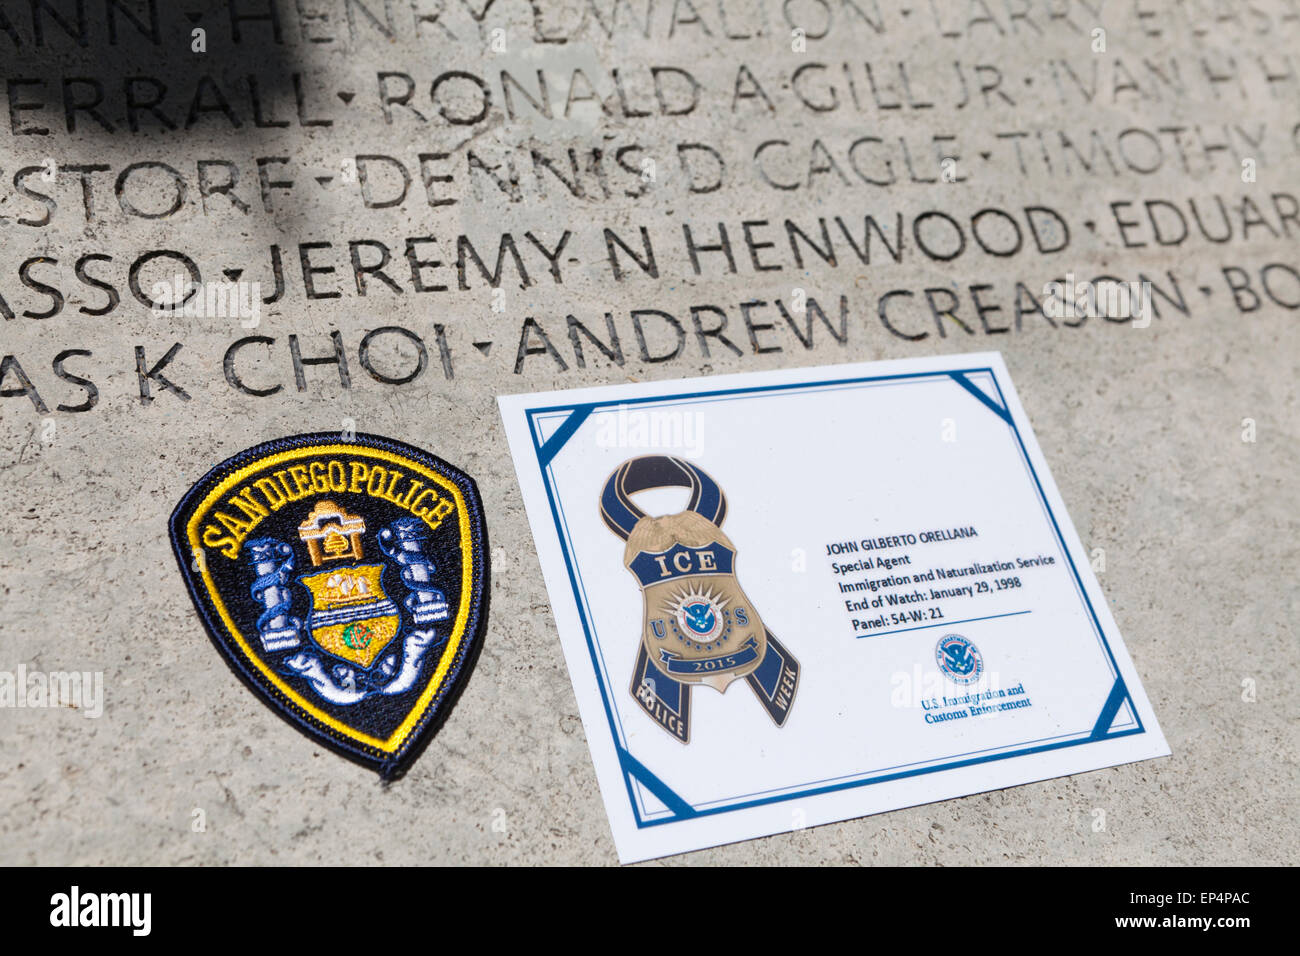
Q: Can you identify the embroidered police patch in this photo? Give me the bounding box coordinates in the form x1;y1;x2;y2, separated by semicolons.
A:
169;432;489;779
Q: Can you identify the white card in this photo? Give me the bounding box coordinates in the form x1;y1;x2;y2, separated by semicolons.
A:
498;352;1169;863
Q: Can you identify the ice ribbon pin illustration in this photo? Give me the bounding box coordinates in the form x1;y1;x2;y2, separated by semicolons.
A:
600;456;800;743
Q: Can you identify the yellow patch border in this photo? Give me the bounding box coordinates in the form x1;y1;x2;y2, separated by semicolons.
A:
185;442;474;755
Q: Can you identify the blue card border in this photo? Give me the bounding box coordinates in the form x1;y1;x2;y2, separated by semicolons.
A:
522;365;1147;829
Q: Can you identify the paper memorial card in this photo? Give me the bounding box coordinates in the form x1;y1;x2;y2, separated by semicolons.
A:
498;351;1168;863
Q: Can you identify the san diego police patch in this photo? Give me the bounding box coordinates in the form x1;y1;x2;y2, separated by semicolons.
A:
169;432;489;779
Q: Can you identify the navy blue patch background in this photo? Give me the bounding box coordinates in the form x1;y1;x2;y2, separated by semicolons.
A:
168;433;489;777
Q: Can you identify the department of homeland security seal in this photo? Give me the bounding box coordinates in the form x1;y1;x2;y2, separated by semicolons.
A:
169;433;489;779
936;634;983;686
601;456;800;743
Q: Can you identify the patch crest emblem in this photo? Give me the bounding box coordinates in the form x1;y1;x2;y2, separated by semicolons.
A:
169;432;489;778
601;456;800;743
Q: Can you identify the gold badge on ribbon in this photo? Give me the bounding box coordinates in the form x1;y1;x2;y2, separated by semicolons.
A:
601;456;800;743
